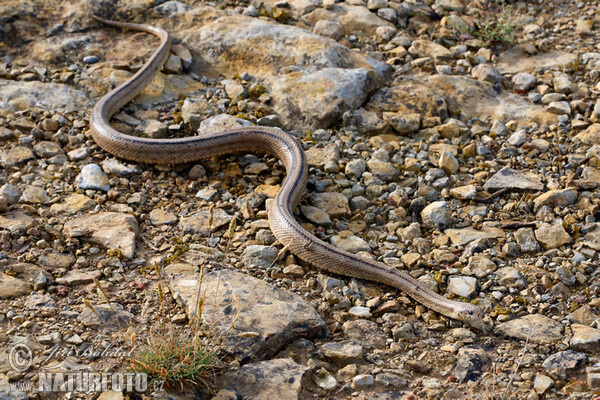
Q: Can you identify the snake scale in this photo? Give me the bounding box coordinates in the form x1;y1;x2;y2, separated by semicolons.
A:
89;16;483;321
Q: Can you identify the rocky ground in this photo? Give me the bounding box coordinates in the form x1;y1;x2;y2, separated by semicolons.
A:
1;0;600;398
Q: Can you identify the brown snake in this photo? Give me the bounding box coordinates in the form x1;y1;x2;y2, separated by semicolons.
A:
89;16;483;321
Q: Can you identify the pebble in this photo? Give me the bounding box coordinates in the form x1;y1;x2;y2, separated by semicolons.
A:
331;234;370;253
83;55;99;64
534;222;572;249
348;306;372;318
542;350;588;380
447;276;477;297
421;201;451;229
321;341;364;363
75;164;110;192
533;373;554;395
449;185;476;200
241;245;278;268
352;374;374;389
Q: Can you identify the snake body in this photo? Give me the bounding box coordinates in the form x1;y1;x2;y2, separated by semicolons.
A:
89;16;483;321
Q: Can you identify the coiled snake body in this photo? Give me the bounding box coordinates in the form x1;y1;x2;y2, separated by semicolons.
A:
90;16;483;321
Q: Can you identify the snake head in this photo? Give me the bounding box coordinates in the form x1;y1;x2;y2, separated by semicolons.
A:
454;304;484;321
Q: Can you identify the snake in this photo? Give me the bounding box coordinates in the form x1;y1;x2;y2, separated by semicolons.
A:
89;15;483;321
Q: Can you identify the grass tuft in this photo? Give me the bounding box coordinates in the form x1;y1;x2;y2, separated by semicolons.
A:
129;327;219;392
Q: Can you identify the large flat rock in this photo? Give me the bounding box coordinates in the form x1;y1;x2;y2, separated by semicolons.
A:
168;269;328;362
0;80;91;113
497;46;577;74
483;167;544;191
218;358;310;400
494;314;564;345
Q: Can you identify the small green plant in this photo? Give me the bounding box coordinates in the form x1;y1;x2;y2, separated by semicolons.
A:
129;325;218;391
476;5;518;46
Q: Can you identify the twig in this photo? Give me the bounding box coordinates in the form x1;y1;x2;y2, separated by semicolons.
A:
473;188;509;204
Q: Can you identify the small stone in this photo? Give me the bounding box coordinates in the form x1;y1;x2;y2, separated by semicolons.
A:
342;108;387;135
56;270;102;286
471;64;503;83
512;72;536;92
321;341;363;363
352;374;374;389
554;74;577;94
313;368;337;390
533;374;553;394
507;130;527;146
75;164;110;191
225;80;246;101
241;245;278;267
331;234;371;253
436;122;460;138
242;5;259;16
309;192;350;217
33;141;62;158
383;112;420;135
514;228;540;253
367;0;387;10
483;167;543;191
306;143;339;170
149;209;178;225
300;205;331;226
570;324;600;353
189;164;206;179
547;101;571;115
101;159;139;176
19;185;50;204
535;222;572;249
367;159;399;182
449;185;477;200
567;306;597;326
136;119;168;138
50;194;96;215
195;188;218;201
438;151;459;174
66;334;83;345
64;212;138;259
421;201;451;229
408;39;453;61
0;146;35;167
345;159;367;178
163;55;182;74
0;183;22;204
0;210;34;233
447;276;477;297
348;306;372;318
587;368;600;389
453;345;493;383
78;303;136;331
495;267;527;289
180;208;231;235
533;189;577;211
542;350;587;380
83;55;99;64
